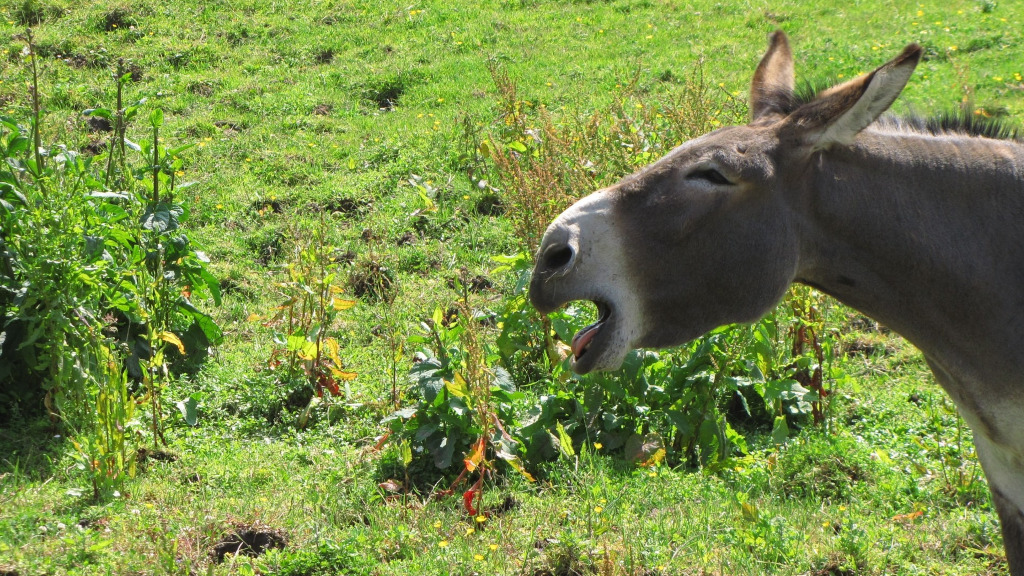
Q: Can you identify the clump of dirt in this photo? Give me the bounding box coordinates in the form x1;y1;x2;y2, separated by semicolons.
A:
247;229;285;267
396;231;415;246
492;495;519;516
349;259;396;303
285;386;314;411
362;73;419;111
100;7;139;32
84;138;107;156
811;557;860;576
13;1;64;26
85;116;112;133
137;447;178;464
187;81;216;97
314;49;334;64
213;120;244;136
322;196;369;216
438;305;459;328
210;525;286;562
250;199;283;215
474;193;504;216
447;274;492;293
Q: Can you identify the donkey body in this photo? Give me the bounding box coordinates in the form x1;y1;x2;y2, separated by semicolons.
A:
529;32;1024;572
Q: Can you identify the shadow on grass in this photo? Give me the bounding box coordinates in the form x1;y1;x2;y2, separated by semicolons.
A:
0;417;63;482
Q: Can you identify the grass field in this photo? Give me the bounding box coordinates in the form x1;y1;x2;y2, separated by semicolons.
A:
2;0;1023;574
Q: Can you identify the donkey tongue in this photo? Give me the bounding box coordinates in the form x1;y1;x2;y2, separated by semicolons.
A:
571;323;602;360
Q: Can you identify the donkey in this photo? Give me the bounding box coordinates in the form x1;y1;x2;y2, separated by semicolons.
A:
529;31;1024;572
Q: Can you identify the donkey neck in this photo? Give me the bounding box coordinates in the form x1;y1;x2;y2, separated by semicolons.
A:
795;129;1024;379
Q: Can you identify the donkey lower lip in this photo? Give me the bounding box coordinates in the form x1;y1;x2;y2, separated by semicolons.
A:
571;302;611;361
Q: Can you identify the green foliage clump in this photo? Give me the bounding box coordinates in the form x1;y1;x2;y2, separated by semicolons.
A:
775;433;877;502
261;539;373;576
0;40;220;498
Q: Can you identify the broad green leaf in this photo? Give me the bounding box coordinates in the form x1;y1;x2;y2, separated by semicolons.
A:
419;376;444;404
88;539;114;552
83;107;112;119
175;397;198;426
401;440;413;467
447;395;469;416
141;203;184;233
0;184;28;207
431;434;457;469
178;300;224;344
6;135;29;156
555;421;575;458
200;269;221;305
166;142;196;156
414;421;440;441
771;416;790;445
446;373;468;398
491;366;515;393
624;432;665;466
382;407;417;423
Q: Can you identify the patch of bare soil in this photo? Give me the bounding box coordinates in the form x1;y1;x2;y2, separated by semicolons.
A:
210;525;286;562
137;448;178;464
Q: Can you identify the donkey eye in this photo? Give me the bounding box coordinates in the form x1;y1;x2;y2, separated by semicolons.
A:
687;168;732;185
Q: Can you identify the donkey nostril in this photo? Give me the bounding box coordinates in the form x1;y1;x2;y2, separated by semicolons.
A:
543;244;574;272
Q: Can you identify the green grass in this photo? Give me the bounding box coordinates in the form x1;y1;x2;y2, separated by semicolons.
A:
2;0;1023;574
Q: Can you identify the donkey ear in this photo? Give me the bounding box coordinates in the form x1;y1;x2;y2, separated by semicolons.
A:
785;43;923;150
750;31;795;120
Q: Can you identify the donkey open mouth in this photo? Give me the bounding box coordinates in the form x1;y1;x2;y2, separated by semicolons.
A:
569;301;611;363
570;301;609;359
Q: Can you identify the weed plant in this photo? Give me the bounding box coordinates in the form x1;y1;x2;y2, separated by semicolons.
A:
254;216;357;427
0;31;219;497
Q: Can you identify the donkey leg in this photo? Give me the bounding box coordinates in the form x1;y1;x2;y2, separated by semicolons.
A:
924;358;1024;573
975;437;1024;575
990;487;1024;576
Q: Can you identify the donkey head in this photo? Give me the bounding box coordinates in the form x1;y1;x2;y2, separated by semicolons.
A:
529;32;922;374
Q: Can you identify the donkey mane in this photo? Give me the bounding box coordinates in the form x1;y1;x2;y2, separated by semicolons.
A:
879;109;1023;141
791;78;1022;141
